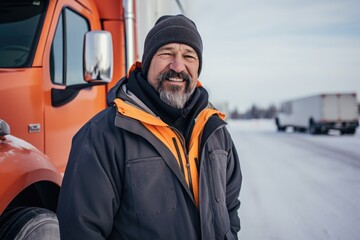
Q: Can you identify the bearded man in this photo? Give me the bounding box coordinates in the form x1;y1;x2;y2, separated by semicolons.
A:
57;14;242;240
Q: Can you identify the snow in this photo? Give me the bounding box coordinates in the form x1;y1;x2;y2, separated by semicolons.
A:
4;135;37;151
0;135;38;163
227;119;360;240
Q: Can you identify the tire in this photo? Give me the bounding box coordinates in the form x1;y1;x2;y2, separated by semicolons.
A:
298;127;307;133
342;128;356;135
275;118;286;132
0;207;60;240
322;129;329;135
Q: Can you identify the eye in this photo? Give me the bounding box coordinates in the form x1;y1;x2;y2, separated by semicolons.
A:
159;52;172;56
183;54;197;62
157;52;174;60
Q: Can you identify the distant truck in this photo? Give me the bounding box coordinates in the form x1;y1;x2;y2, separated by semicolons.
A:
275;93;359;135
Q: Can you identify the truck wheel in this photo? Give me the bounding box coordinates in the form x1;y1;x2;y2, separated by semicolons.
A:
0;207;60;240
275;118;286;132
277;125;286;132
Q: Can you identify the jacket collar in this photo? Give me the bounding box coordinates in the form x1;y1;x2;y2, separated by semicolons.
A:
109;62;211;143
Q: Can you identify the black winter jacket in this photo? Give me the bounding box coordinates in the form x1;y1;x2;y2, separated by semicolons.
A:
57;71;242;240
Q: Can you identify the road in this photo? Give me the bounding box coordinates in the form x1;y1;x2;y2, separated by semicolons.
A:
227;120;360;240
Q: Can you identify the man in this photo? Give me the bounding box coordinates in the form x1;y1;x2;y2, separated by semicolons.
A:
57;14;242;240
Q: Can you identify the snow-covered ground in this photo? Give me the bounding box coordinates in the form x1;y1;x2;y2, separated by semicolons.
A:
227;119;360;240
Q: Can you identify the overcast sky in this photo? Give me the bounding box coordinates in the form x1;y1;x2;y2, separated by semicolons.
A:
186;0;360;112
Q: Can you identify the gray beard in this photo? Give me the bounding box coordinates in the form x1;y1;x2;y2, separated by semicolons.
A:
158;85;195;109
151;69;195;109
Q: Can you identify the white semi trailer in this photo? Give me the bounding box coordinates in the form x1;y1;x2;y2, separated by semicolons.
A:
275;93;359;135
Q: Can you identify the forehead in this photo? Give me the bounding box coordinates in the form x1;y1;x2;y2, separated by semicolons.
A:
157;43;197;54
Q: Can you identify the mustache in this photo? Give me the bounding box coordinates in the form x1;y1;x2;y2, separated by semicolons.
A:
158;70;191;83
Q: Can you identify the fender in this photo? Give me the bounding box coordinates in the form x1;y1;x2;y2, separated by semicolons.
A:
0;135;62;214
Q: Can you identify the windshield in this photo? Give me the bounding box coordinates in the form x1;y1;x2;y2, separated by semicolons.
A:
0;0;47;68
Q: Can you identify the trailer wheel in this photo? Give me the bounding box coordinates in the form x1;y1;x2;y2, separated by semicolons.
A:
347;128;356;135
298;127;307;133
0;207;60;240
341;128;356;135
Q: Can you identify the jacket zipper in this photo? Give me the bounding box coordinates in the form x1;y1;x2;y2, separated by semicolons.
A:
185;153;194;196
172;137;185;176
172;137;194;197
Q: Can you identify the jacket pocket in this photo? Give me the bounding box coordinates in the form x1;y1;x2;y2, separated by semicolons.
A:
127;156;177;216
209;150;228;203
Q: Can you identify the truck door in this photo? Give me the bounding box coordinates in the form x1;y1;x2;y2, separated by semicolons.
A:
44;4;107;172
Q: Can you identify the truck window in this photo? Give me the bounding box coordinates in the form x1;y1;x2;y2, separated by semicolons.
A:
50;8;90;86
51;14;63;84
0;0;47;68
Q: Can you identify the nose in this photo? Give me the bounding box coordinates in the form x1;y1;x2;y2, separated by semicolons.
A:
169;53;186;73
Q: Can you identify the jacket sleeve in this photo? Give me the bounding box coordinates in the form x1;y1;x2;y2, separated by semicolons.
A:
57;122;121;239
226;131;242;239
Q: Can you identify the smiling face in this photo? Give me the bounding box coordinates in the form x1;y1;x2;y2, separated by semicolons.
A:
147;43;199;109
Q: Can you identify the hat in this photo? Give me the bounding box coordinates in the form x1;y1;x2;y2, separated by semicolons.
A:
141;14;203;78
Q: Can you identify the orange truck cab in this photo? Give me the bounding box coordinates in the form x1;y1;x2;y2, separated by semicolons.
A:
0;0;136;238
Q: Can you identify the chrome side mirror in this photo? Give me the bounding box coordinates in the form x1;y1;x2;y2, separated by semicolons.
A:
84;31;113;83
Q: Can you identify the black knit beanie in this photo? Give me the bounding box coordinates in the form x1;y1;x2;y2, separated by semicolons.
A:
141;14;203;78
